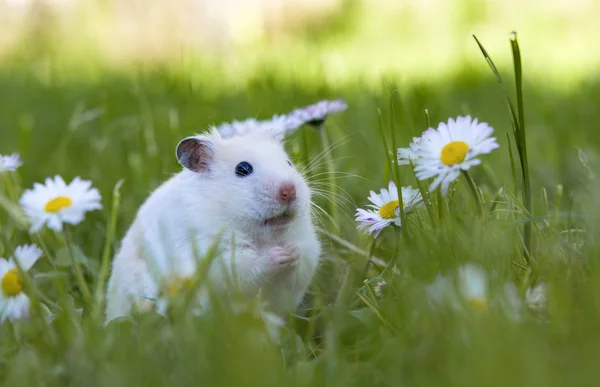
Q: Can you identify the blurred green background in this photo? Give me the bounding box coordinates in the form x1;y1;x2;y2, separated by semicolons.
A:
1;0;600;386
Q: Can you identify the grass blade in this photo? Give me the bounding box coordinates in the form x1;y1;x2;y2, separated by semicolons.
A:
93;179;124;321
509;31;532;261
473;33;532;262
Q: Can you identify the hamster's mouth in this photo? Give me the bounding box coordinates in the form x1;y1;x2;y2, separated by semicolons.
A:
264;211;295;227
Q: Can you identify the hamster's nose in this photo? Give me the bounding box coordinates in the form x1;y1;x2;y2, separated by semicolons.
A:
278;181;296;203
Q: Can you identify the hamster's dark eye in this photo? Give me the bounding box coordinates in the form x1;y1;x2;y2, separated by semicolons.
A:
235;161;253;177
286;160;293;167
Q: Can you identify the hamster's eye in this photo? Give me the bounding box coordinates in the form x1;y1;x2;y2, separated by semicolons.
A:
286;160;293;167
235;161;253;177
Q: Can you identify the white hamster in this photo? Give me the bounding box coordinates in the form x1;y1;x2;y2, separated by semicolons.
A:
105;128;321;322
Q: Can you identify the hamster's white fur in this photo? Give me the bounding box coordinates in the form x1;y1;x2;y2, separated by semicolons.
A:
105;129;321;322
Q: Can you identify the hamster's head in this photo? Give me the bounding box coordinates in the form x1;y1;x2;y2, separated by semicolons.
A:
176;129;311;230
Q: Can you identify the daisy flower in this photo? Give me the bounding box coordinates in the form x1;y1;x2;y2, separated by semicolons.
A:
216;118;263;139
355;181;423;238
458;263;489;310
411;116;499;196
215;114;304;140
0;153;22;173
0;244;43;322
288;99;348;128
19;175;102;233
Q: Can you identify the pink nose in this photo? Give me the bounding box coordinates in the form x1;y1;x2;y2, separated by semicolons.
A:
278;182;296;202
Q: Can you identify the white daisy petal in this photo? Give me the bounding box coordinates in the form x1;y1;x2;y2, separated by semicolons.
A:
47;216;63;232
12;244;43;271
0;153;22;172
428;172;446;192
19;175;102;233
440;170;460;196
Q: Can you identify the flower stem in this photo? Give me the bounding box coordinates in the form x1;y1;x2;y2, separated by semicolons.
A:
462;170;484;217
65;228;93;308
93;180;123;321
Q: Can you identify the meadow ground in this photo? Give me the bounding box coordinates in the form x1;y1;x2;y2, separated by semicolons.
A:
2;1;600;386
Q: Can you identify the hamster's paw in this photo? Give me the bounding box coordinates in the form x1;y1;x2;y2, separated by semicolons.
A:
267;243;300;271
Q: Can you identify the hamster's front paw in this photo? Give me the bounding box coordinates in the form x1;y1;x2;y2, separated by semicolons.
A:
267;243;300;271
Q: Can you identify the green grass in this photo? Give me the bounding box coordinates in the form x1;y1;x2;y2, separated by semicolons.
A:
2;24;600;387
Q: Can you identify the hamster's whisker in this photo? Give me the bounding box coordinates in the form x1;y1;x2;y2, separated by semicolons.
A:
310;189;355;212
309;181;355;201
310;202;342;234
300;154;350;177
300;136;349;175
309;183;356;210
301;155;353;172
304;171;367;183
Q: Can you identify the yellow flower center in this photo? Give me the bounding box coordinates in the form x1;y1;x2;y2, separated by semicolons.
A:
378;200;406;219
440;141;469;166
44;196;73;213
468;297;488;310
166;277;195;297
379;200;400;219
1;269;23;296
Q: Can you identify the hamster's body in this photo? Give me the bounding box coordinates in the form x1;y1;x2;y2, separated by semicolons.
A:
105;130;321;322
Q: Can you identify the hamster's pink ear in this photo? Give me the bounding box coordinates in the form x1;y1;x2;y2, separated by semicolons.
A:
176;137;213;173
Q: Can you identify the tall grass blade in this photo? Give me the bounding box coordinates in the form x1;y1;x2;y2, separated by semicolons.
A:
473;33;532;261
509;31;532;261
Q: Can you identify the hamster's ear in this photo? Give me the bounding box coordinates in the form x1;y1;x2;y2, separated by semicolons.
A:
176;137;213;173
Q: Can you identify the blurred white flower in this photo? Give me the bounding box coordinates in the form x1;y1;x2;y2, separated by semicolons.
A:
215;114;303;140
288;99;348;128
428;265;540;323
458;263;488;310
427;274;461;310
0;153;22;173
355;181;422;238
19;175;102;232
213;99;346;139
0;244;43;322
410;116;499;196
216;118;263;139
